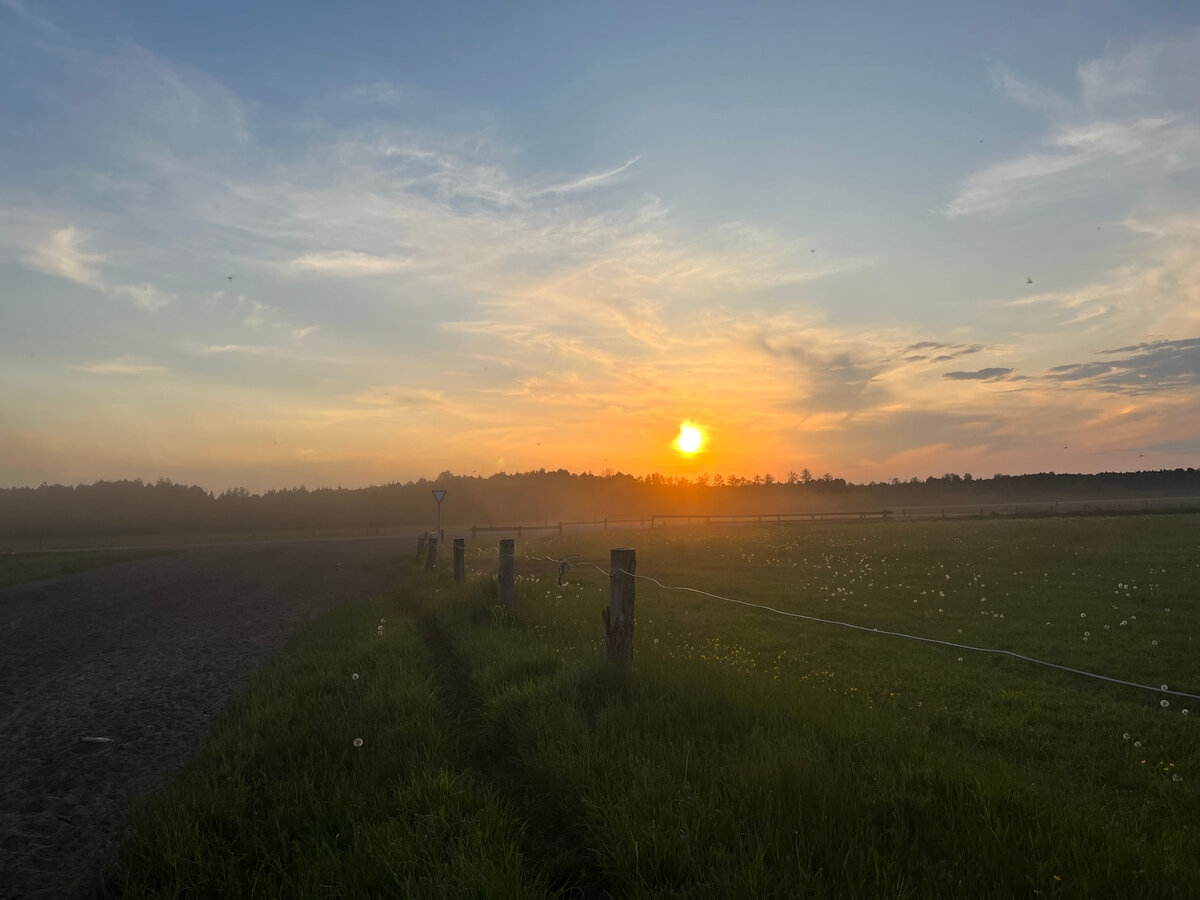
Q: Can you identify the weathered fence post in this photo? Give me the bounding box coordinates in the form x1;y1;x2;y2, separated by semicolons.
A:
498;538;515;611
453;538;465;582
425;536;438;571
417;534;427;558
603;548;636;668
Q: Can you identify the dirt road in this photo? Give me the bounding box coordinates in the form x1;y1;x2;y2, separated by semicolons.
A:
0;536;413;898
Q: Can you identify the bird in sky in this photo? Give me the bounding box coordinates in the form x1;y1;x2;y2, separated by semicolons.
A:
1026;277;1033;284
809;248;816;253
226;275;233;280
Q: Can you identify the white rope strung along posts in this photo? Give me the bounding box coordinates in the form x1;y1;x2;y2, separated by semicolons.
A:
618;569;1200;702
523;554;613;583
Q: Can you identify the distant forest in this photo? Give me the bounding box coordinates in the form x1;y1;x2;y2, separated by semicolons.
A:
3;468;1200;540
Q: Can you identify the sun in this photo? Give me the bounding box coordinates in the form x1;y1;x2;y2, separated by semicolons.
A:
673;421;705;455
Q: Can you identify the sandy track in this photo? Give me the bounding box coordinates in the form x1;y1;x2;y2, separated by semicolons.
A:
0;536;413;899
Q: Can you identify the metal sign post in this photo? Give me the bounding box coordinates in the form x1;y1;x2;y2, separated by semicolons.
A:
432;490;447;543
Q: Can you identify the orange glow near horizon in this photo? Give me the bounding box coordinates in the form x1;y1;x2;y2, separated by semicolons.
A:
673;421;705;455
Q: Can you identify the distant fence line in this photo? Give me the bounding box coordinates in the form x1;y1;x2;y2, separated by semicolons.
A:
461;496;1200;540
469;518;648;540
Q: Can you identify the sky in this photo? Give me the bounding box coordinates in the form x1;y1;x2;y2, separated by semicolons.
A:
2;0;1199;492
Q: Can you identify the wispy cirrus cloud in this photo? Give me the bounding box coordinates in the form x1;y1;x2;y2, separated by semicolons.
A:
944;115;1183;218
945;38;1200;220
289;250;413;276
24;226;104;287
527;156;642;198
24;226;174;310
74;355;167;375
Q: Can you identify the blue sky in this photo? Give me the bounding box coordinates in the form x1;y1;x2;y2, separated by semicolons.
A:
2;0;1198;490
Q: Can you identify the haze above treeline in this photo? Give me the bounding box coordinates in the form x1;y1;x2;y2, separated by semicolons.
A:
3;468;1199;540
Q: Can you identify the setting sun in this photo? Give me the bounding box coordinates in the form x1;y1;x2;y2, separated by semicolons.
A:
673;421;705;455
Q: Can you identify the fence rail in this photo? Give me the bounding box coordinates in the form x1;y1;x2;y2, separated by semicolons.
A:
470;518;649;540
464;496;1200;540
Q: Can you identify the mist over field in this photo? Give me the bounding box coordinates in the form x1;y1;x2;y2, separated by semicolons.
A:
3;468;1200;543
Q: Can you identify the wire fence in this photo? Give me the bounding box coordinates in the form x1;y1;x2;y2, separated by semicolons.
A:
517;553;1200;703
462;496;1200;541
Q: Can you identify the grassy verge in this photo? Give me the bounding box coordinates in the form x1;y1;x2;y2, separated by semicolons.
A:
89;587;543;899
92;516;1200;897
0;548;173;589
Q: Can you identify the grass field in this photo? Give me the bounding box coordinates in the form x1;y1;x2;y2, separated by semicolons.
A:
0;548;173;588
91;514;1200;897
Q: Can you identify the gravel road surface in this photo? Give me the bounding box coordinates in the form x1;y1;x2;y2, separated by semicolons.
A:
0;536;413;898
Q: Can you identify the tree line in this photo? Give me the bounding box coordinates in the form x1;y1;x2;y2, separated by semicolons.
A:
2;467;1199;540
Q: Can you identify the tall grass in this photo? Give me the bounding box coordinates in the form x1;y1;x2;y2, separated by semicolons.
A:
93;515;1200;897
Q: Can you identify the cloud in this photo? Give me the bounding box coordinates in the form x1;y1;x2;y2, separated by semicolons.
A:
111;282;174;311
944;118;1180;218
22;226;176;310
289;250;413;276
1077;35;1200;116
0;0;64;38
75;355;167;375
808;409;1017;464
24;226;104;287
988;64;1073;117
354;386;446;407
946;40;1200;219
903;341;983;357
942;367;1014;381
527;157;641;197
1040;338;1200;394
199;344;274;355
344;81;406;105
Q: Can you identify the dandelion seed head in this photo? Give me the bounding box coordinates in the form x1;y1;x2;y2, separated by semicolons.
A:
1123;733;1130;740
353;737;363;748
1162;699;1171;708
352;673;359;680
1161;684;1169;691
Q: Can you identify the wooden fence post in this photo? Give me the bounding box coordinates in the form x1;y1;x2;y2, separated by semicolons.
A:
417;534;427;558
425;536;438;571
603;548;636;668
453;538;465;582
498;538;515;611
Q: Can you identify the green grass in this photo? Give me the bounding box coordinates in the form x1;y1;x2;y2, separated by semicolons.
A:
0;548;173;588
91;515;1200;897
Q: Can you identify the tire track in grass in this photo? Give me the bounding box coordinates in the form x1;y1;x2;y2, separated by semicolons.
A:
411;607;612;899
